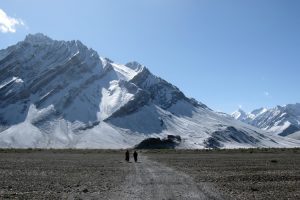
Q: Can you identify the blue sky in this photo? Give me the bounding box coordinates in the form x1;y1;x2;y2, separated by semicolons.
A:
1;0;299;113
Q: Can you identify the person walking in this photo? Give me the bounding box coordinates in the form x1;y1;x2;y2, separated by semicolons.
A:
133;151;138;162
125;150;130;162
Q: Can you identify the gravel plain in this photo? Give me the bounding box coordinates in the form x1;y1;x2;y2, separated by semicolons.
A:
146;148;300;200
0;150;131;199
0;148;299;199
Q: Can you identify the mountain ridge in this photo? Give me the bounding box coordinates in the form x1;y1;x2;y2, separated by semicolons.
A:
232;103;300;138
0;33;299;148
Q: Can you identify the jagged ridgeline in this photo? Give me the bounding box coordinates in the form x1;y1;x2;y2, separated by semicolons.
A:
232;104;300;139
0;34;300;148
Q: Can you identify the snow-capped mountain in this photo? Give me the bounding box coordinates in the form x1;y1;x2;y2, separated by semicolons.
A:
0;34;299;148
232;104;300;138
231;109;248;122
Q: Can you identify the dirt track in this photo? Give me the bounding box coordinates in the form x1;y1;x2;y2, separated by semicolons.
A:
110;155;223;200
0;150;222;200
1;149;299;200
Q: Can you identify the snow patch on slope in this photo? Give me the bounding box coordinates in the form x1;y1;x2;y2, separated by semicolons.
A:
287;131;300;140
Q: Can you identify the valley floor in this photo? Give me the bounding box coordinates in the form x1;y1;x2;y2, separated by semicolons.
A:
146;149;300;200
0;149;299;199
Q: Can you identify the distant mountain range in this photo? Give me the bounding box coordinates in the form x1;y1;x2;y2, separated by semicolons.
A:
0;33;299;148
232;103;300;140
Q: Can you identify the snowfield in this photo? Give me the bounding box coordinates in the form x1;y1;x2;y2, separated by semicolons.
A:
0;33;300;148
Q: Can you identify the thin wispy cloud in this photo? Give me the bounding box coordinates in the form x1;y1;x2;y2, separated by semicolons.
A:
0;8;24;33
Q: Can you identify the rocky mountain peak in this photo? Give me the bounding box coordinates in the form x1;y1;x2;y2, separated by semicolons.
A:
0;34;299;149
24;33;53;44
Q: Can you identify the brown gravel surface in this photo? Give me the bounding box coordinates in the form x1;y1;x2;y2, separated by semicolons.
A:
1;149;299;200
0;150;131;199
145;149;300;200
0;149;222;200
110;155;223;200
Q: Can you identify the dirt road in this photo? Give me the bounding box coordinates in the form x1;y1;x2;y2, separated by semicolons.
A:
0;150;224;200
110;155;224;200
3;149;298;199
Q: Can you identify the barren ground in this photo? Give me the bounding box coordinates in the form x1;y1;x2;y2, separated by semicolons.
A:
0;149;299;199
145;148;300;200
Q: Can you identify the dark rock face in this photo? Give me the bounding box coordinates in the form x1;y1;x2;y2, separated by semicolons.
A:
279;125;300;137
105;89;150;120
129;67;206;110
204;137;223;149
135;135;181;149
205;126;262;148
